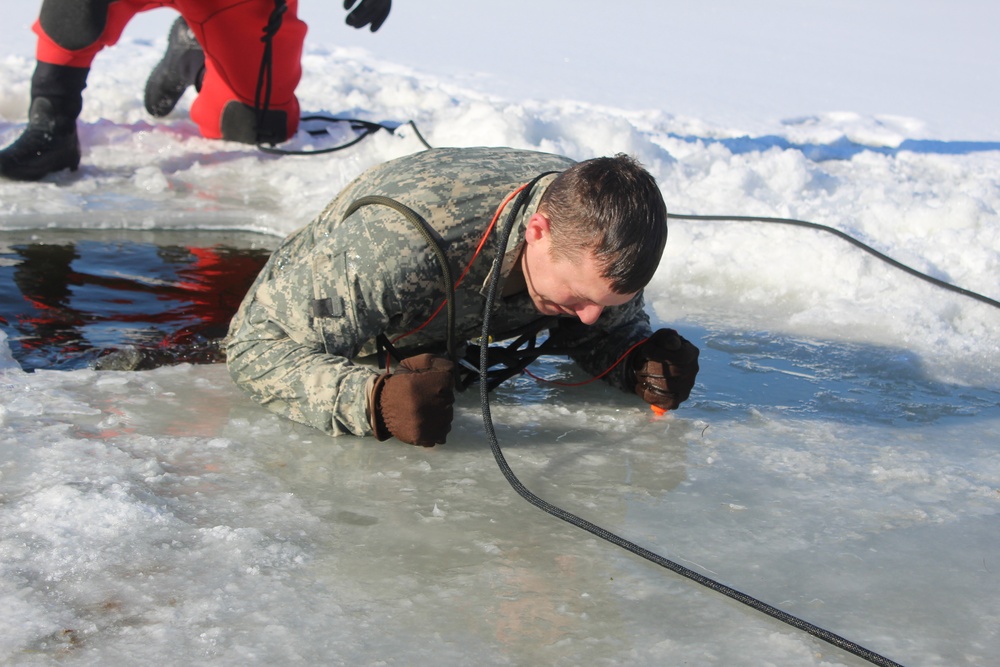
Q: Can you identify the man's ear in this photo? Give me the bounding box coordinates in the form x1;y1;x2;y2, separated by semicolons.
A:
524;212;551;245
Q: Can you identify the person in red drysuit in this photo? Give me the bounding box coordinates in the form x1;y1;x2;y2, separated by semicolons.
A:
0;0;391;181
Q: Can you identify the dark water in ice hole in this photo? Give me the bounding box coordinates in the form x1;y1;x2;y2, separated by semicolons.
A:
0;229;278;372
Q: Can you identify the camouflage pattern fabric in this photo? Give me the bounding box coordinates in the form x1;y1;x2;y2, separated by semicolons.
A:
225;147;654;437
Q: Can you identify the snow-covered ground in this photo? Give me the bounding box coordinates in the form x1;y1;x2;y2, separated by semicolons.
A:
1;2;998;665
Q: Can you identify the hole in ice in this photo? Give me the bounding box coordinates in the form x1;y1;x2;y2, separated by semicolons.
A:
0;228;278;372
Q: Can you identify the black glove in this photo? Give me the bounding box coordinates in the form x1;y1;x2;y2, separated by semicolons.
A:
344;0;391;32
369;354;455;446
630;329;700;411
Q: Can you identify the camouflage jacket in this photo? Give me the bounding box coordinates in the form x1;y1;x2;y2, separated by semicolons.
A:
225;147;654;436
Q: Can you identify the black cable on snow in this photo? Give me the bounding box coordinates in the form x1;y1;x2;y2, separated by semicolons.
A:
669;213;999;310
477;185;908;667
259;117;432;156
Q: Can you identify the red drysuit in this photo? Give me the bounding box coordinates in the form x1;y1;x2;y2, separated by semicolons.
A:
33;0;306;140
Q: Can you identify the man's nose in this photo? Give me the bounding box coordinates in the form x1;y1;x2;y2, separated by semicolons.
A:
575;303;604;325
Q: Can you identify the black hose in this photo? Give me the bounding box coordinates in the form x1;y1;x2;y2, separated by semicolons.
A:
341;195;457;363
669;213;999;310
258;118;433;156
477;187;908;667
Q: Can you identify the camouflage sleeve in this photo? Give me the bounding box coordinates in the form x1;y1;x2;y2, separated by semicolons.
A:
225;232;391;437
552;293;652;393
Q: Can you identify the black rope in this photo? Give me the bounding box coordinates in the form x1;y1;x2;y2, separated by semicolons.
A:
258;117;432;156
249;1;431;156
668;212;1000;310
341;195;457;365
457;316;565;392
251;1;434;154
476;186;907;667
253;0;288;145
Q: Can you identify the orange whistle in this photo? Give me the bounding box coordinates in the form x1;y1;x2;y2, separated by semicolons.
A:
650;405;667;416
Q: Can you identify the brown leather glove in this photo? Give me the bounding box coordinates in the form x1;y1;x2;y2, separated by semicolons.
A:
369;354;455;446
630;329;700;411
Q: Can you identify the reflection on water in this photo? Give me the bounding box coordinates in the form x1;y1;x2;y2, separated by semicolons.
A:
0;229;278;371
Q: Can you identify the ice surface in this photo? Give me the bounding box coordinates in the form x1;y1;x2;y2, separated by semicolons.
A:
1;2;999;666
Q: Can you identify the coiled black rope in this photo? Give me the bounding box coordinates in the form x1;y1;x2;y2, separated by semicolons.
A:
668;213;999;310
253;0;288;144
478;187;908;667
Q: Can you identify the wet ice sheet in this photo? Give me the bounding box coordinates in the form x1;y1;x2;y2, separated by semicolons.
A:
1;323;997;666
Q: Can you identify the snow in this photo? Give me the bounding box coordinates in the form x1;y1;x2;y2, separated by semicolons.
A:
1;2;999;666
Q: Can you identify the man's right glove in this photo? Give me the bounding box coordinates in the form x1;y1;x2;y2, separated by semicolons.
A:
630;329;700;411
344;0;392;32
369;353;455;446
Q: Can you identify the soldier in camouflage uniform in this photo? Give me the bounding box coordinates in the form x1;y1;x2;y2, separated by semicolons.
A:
225;146;700;445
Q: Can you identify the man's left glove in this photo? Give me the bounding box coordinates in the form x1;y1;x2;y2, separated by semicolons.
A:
630;329;700;411
344;0;392;32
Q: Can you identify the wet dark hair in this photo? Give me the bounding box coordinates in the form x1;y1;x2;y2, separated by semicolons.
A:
538;154;667;295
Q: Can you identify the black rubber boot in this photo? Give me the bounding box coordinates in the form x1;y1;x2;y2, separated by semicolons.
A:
144;16;205;118
0;63;87;181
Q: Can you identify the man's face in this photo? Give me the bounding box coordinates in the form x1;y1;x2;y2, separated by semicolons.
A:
520;213;637;325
